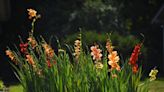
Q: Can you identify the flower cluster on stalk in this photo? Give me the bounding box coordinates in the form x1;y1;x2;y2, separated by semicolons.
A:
73;39;81;59
90;45;103;69
27;8;40;20
6;8;56;70
28;37;37;49
42;43;56;68
42;43;55;59
149;67;158;81
19;43;28;54
5;50;17;64
91;45;102;61
106;39;120;71
129;43;142;73
26;54;36;68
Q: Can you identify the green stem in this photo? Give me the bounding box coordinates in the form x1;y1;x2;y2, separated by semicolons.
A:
31;18;36;35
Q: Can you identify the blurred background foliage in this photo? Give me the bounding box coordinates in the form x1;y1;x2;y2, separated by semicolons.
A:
0;0;163;84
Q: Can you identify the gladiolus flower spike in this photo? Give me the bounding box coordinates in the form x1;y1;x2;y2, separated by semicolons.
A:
6;50;17;65
129;43;142;73
106;39;120;71
90;45;102;62
90;45;104;69
149;67;158;81
73;39;81;59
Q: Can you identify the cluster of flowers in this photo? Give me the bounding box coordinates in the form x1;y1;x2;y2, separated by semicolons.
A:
6;9;56;76
89;38;141;76
73;33;147;80
6;8;158;83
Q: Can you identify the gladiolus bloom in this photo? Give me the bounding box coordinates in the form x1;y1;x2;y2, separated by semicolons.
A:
26;54;35;67
107;51;120;71
28;37;37;49
129;43;142;73
73;40;81;59
95;62;103;69
27;8;37;19
132;64;138;74
42;43;55;58
6;50;17;64
149;68;158;81
90;45;102;61
106;39;114;53
19;43;28;54
47;60;52;68
129;44;141;65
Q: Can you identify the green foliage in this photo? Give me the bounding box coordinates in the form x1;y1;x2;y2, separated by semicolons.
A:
6;34;146;92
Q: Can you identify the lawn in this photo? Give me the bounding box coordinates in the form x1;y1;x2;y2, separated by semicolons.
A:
138;78;164;92
9;85;23;92
9;79;164;92
147;80;164;92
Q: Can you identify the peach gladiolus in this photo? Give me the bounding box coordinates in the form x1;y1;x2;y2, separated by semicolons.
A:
90;45;102;61
73;40;81;59
42;43;55;58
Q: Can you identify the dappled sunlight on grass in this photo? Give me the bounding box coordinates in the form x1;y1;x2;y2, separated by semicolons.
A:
148;80;164;92
138;79;164;92
9;79;164;92
9;85;23;92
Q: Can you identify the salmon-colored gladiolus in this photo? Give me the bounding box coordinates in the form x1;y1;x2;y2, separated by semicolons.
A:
90;45;102;61
108;51;120;71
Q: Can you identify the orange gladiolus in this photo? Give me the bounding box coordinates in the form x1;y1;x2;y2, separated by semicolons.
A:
27;8;37;19
132;64;138;74
6;50;17;64
28;37;37;49
26;54;35;67
106;39;114;53
108;51;120;71
42;43;55;58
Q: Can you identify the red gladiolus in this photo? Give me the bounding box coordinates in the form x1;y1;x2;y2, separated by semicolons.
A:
20;43;28;54
129;43;142;73
129;44;141;65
